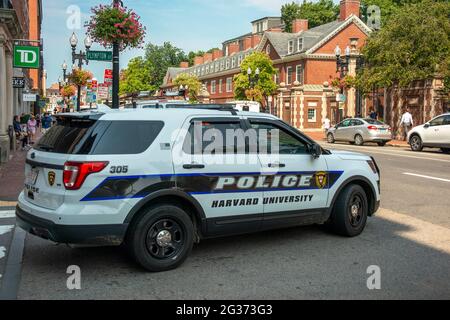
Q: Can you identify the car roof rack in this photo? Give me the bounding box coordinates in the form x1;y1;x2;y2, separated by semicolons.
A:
166;104;238;115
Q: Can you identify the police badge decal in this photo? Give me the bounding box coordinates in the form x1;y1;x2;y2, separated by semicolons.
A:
315;172;328;189
48;171;56;187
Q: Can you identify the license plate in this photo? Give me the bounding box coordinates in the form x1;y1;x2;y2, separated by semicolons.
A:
26;168;39;186
379;128;386;131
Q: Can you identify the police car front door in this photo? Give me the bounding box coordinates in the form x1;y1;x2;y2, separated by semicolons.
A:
173;117;264;236
247;119;330;228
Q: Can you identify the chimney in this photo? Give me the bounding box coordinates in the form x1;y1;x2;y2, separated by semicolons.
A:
179;61;189;68
212;49;223;60
203;52;213;63
340;0;360;21
251;34;261;48
243;37;252;50
194;56;204;66
292;19;308;33
228;43;240;56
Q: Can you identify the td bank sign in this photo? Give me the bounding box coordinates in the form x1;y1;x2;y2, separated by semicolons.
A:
13;45;40;69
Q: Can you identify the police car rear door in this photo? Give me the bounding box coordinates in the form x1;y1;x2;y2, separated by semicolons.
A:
173;116;264;236
246;118;330;227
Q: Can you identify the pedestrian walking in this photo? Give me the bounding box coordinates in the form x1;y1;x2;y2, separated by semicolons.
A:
13;115;22;144
323;116;331;138
41;113;53;134
369;109;378;120
20;112;29;132
27;115;37;143
400;108;414;141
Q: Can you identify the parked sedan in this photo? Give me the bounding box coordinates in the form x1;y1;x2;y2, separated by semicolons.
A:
408;113;450;153
327;118;392;146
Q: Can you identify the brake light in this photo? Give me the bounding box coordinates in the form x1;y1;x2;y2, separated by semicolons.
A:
367;125;378;131
63;161;109;190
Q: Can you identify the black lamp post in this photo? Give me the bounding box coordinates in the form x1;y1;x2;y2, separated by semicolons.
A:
70;32;91;111
179;85;189;101
247;67;260;101
112;0;123;109
334;45;351;79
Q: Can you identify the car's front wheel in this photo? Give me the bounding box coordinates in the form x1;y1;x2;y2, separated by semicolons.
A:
126;204;194;272
377;141;387;147
410;135;423;152
327;133;335;144
327;184;369;237
354;134;364;146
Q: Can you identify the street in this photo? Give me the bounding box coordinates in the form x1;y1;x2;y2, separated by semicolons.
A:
0;144;446;300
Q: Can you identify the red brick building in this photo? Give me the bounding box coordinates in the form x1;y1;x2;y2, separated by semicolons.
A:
162;0;372;131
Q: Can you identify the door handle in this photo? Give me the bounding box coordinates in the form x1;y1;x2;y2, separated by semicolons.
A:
268;163;286;168
183;164;205;169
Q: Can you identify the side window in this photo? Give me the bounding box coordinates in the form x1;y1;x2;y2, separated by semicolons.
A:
183;120;245;154
250;122;308;155
444;115;450;125
341;119;352;127
430;116;445;127
351;119;363;126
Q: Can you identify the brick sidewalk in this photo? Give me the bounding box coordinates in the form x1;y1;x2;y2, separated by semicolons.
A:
304;131;408;147
0;132;42;202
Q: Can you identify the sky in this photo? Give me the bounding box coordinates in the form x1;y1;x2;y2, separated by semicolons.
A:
42;0;303;86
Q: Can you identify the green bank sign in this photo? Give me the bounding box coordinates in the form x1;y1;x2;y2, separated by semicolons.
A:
86;50;112;62
13;45;40;69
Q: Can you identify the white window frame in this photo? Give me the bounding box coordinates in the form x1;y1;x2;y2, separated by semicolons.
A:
288;40;294;54
286;66;293;85
226;77;233;92
266;45;271;55
211;80;216;94
219;79;223;93
220;61;224;71
308;108;317;122
296;65;303;84
297;38;303;52
231;57;236;69
226;59;230;70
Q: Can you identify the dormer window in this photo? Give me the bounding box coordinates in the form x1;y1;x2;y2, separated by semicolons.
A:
266;45;271;55
288;40;294;54
297;38;304;52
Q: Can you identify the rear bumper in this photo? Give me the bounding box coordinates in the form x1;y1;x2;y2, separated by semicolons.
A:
16;205;127;245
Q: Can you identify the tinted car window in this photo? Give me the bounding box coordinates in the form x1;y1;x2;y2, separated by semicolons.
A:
444;115;450;125
430;116;445;127
36;119;164;155
364;119;384;125
340;119;352;127
351;119;363;126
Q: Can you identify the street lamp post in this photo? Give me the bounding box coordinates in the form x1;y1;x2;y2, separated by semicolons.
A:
69;32;91;111
247;67;260;101
112;0;123;109
179;85;189;101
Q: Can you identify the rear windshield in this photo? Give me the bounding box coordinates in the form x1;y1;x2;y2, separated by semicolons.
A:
364;119;385;125
35;118;164;155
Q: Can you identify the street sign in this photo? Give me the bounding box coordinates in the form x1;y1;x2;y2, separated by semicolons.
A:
98;84;109;100
23;93;37;102
13;45;40;69
104;69;113;85
87;50;112;62
12;77;25;88
38;99;46;108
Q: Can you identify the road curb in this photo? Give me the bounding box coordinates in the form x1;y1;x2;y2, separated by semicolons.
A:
0;226;26;300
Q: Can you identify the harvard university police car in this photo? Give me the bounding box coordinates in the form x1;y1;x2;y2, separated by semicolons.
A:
16;105;381;271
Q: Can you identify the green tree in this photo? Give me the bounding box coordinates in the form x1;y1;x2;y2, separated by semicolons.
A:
281;0;339;31
187;50;205;66
172;73;202;102
357;0;450;92
144;42;188;88
119;57;154;95
233;52;278;104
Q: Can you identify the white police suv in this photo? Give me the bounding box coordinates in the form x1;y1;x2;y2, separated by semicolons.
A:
17;105;380;272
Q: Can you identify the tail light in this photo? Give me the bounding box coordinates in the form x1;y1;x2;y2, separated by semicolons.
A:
63;161;109;190
367;125;378;131
388;127;392;131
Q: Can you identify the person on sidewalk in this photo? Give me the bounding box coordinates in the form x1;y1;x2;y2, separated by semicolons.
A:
369;109;378;120
27;115;37;144
41;113;53;134
400;108;414;141
322;116;331;138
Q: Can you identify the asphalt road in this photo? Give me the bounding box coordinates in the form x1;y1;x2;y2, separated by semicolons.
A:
12;144;450;299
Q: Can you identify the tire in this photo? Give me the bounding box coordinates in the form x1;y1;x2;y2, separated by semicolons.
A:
126;204;194;272
410;134;423;152
349;141;356;145
354;134;364;146
377;141;387;147
441;148;450;154
327;133;335;144
327;184;369;237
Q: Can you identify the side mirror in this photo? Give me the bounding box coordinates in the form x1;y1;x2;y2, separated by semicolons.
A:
311;144;322;159
424;123;430;129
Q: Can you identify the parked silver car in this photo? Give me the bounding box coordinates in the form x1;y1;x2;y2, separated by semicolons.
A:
327;118;392;146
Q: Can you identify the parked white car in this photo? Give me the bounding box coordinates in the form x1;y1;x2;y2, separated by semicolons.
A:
408;113;450;153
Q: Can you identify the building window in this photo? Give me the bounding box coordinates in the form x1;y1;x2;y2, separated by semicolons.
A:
296;65;303;84
288;40;294;54
201;67;205;76
215;62;220;73
238;55;243;66
286;66;293;85
308;109;316;122
205;65;209;74
266;45;271;55
211;80;216;94
226;59;230;69
231;57;236;69
226;77;233;92
219;79;223;93
220;61;224;71
297;38;303;52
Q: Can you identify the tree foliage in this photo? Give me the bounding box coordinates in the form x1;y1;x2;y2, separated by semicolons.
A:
357;0;450;91
281;0;339;32
119;57;154;95
68;69;93;87
233;52;277;103
172;73;202;102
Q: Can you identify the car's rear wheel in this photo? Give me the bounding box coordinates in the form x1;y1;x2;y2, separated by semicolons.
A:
354;134;364;146
410;135;423;152
377;141;387;147
327;133;335;144
126;204;194;272
327;184;368;237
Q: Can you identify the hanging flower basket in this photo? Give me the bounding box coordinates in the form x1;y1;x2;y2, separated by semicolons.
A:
86;4;146;51
68;69;93;87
